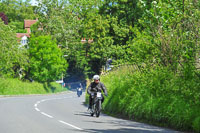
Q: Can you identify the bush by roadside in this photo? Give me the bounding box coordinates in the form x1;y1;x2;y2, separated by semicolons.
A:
101;65;200;133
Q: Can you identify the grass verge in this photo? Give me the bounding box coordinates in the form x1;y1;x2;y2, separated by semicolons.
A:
0;78;68;95
100;65;200;132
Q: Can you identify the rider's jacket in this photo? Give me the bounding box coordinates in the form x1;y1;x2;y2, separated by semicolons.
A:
87;82;108;96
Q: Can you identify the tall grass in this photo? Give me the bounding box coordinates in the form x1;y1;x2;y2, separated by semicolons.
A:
101;65;200;132
0;78;67;95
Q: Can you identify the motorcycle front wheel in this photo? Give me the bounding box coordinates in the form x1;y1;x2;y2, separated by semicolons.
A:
95;100;101;117
90;104;95;116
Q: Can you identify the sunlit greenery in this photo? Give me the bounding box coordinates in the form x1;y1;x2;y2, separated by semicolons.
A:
101;66;200;132
0;20;28;77
0;77;67;95
0;0;200;132
29;35;67;83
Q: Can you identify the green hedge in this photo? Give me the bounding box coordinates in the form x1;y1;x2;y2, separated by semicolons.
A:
0;78;67;95
101;66;200;132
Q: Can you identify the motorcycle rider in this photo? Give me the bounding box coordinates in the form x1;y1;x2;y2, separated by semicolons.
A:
77;83;83;97
87;75;108;110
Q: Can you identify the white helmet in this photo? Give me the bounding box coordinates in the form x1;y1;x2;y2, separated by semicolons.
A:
93;75;100;80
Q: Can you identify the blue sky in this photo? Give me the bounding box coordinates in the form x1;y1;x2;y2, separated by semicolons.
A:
21;0;38;5
31;0;38;5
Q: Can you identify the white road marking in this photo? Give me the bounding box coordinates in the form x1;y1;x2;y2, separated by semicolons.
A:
59;120;83;130
33;91;81;129
35;108;40;112
41;112;53;118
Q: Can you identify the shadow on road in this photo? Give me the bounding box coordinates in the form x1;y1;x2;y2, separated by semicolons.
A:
85;128;167;133
85;119;177;132
74;111;91;117
66;127;173;133
74;111;179;133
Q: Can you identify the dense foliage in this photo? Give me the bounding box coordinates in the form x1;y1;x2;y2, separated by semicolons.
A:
0;0;38;32
85;0;199;132
1;0;199;79
0;0;37;22
0;20;28;77
28;35;67;83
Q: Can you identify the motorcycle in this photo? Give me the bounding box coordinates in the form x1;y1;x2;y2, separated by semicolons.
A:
77;88;82;97
90;92;102;117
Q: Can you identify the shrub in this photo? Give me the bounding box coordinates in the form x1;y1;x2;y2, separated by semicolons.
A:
101;65;200;132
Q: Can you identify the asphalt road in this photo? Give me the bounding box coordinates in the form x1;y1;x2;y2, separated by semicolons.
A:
0;91;181;133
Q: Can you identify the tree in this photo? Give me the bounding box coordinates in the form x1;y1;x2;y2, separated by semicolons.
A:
34;0;86;79
0;0;38;22
0;20;28;77
81;14;114;75
126;0;200;78
98;0;150;46
29;35;68;83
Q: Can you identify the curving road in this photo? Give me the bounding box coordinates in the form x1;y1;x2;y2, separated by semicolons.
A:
0;91;181;133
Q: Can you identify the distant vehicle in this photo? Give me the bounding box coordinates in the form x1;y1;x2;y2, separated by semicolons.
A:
77;88;82;97
77;83;83;97
56;80;63;83
56;80;65;87
105;59;113;71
